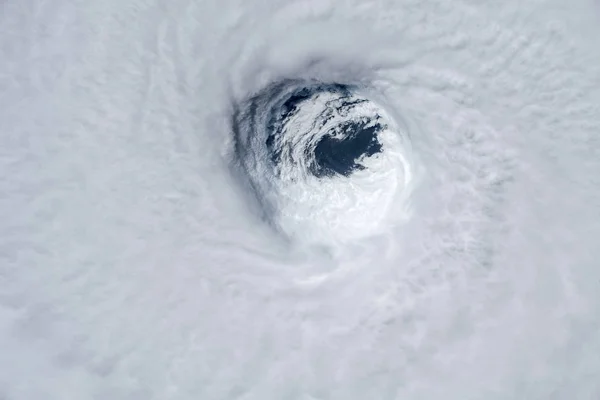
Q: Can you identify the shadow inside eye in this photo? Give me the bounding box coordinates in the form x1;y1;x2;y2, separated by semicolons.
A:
310;120;383;178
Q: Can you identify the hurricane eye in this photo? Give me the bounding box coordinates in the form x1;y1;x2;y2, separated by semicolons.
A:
232;80;415;246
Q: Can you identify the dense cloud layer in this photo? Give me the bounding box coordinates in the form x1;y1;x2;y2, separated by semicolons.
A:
1;0;600;399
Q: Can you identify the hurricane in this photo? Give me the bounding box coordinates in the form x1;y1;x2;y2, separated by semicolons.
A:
1;0;600;399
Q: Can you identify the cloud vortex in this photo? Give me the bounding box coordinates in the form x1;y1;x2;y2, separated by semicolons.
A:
232;79;416;246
